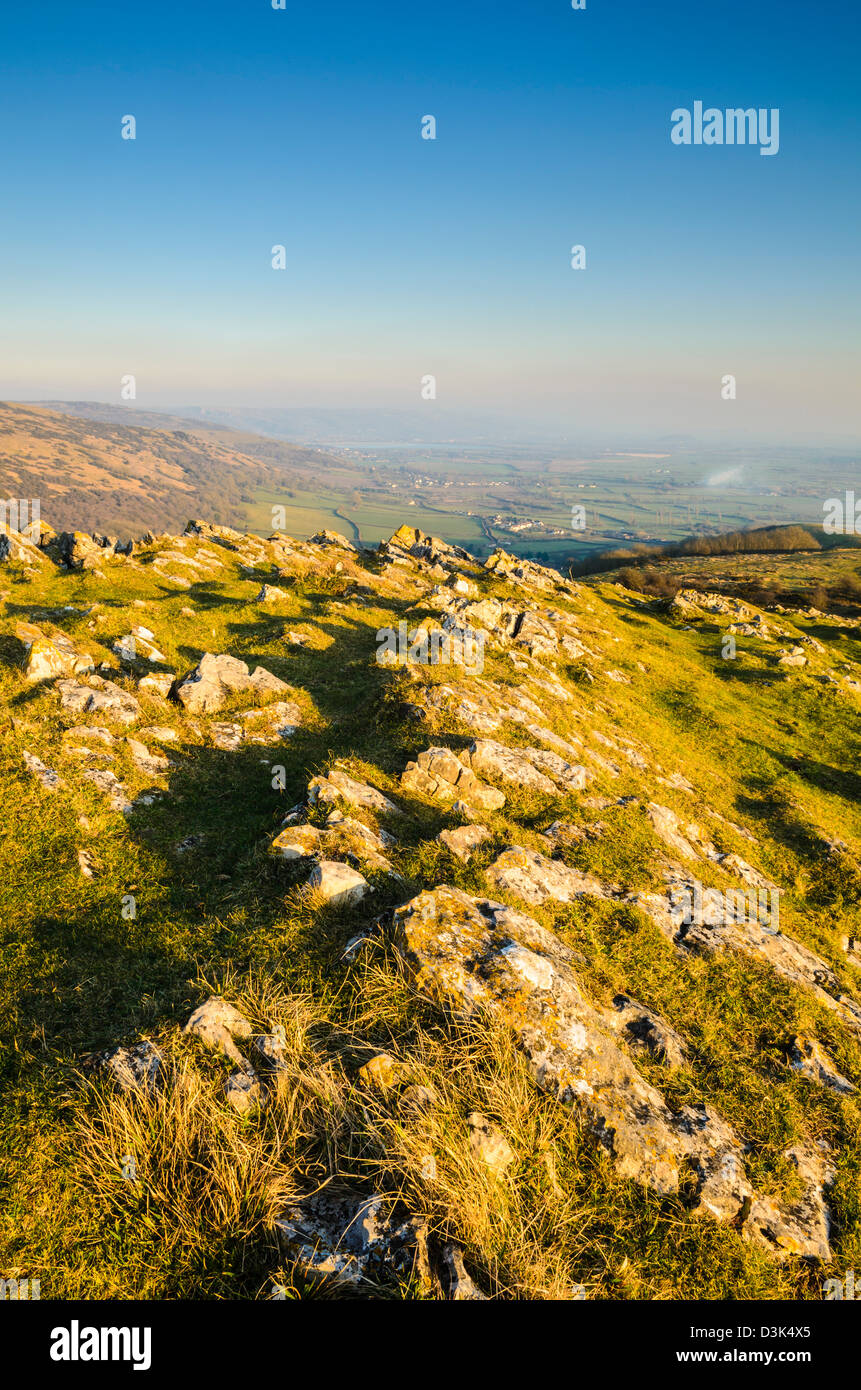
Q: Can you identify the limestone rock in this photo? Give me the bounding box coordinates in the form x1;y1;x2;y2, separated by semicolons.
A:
308;860;370;906
82;768;132;813
392;886;831;1257
276;1192;429;1289
22;750;62;791
127;738;170;777
610;994;687;1068
98;1039;163;1094
358;1054;404;1091
224;1065;263;1114
439;824;491;862
308;768;400;817
401;746;505;812
464;738;589;795
17;623;94;682
173;652;289;714
183;996;252;1064
485;845;609;906
77;849;97;879
441;1243;489;1300
57;675;140;725
308;530;356;551
467;1112;516;1173
787;1035;855;1094
138;672;175;698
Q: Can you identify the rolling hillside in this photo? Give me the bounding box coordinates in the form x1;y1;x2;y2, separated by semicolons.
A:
1;520;860;1300
0;402;353;539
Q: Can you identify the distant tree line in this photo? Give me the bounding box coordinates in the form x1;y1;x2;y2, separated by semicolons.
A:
569;524;832;579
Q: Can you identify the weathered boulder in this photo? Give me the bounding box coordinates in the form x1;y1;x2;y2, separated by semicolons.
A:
276;1192;429;1289
787;1035;855;1094
439;824;491;862
57;675;140;724
16;622;95;682
173;652;289;714
98;1040;163;1094
308;860;370;907
308;768;400;817
485;845;609;906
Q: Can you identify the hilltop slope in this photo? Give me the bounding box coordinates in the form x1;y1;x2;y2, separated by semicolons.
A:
1;521;860;1300
0;402;349;539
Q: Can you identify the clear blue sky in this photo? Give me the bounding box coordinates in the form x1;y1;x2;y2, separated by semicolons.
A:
0;0;858;441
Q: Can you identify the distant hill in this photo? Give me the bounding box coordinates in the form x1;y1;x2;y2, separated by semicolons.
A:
0;402;355;539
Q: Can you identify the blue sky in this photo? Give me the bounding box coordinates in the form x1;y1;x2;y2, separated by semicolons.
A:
0;0;858;441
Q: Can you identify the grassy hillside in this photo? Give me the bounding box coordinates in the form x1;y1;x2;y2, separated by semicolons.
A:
0;402;354;540
1;522;860;1300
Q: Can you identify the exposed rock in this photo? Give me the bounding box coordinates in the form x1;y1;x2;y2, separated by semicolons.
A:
787;1035;855;1094
484;549;570;594
138;672;175;698
51;530;107;571
57;675;140;725
647;803;699;860
270;823;323;860
401;746;505;812
256;584;289;603
439;824;491;862
467;1112;516;1173
308;768;400;817
16;622;94;682
634;872;861;1036
64;725;114;746
357;1054;405;1091
77;849;97;879
441;1243;489;1300
22;750;62;791
276;1192;429;1289
464;738;589;795
183;996;252;1064
113;626;166;664
224;1065;263;1114
98;1039;163;1094
485;845;609;906
138;725;177;742
308;860;370;906
173;652;289;714
392;886;831;1257
82;768;132;813
127;738;170;777
399;1084;438;1114
610;994;687;1068
308;530;356;551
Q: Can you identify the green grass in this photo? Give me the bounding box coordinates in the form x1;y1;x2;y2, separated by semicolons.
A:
1;533;860;1299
